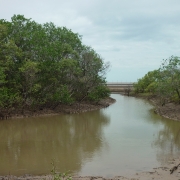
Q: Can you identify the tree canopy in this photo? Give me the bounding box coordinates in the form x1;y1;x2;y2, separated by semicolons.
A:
134;56;180;104
0;15;110;115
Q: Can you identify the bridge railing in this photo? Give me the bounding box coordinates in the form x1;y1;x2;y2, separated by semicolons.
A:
106;82;135;86
107;82;135;84
106;82;135;92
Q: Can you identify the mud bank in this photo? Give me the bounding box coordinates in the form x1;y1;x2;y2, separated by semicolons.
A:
3;97;116;119
150;97;180;121
130;93;180;121
0;158;180;180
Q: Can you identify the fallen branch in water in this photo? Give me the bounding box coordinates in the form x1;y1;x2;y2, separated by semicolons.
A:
170;163;180;174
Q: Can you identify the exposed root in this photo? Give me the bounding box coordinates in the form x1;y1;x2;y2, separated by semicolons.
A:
170;163;180;174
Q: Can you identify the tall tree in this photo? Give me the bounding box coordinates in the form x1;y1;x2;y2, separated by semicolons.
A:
157;56;180;104
0;15;110;115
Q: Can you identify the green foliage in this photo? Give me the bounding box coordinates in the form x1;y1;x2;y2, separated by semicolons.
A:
133;70;159;94
145;81;158;94
134;56;180;104
157;56;180;104
51;85;74;104
0;87;21;108
0;15;109;113
88;85;110;102
51;161;72;180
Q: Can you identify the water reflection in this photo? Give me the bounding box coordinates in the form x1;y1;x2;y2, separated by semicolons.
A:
0;94;180;177
0;110;110;175
150;112;180;164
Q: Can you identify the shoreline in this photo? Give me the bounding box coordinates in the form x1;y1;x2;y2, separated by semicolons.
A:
130;93;180;121
3;93;180;122
0;158;180;180
150;97;180;121
2;97;116;120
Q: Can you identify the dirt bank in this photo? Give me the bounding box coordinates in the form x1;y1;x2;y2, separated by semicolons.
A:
0;158;180;180
150;97;180;121
1;97;115;119
130;93;180;121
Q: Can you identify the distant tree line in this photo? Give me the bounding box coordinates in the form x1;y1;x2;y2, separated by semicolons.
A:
0;15;110;114
134;56;180;105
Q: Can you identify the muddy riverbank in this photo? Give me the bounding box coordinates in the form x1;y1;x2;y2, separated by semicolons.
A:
129;93;180;121
0;158;180;180
150;96;180;121
2;97;116;119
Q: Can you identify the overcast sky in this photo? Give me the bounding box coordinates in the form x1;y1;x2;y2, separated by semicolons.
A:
1;0;180;82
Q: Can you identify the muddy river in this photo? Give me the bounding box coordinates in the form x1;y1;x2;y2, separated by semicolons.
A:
0;94;180;177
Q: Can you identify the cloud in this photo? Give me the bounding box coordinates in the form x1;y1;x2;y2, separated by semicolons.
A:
0;0;180;82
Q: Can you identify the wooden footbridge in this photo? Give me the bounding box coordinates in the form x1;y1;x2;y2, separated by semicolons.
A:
106;82;134;93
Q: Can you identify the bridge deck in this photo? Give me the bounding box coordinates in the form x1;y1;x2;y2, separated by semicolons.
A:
106;82;134;92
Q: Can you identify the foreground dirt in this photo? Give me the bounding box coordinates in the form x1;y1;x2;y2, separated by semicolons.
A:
0;159;180;180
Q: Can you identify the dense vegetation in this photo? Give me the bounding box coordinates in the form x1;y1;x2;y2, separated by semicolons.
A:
134;56;180;105
0;15;110;116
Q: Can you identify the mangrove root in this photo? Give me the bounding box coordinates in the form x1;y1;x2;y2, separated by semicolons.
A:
170;163;180;174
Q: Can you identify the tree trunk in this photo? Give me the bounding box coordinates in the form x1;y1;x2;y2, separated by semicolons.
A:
175;89;180;104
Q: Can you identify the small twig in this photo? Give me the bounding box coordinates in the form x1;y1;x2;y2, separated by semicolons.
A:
170;163;180;174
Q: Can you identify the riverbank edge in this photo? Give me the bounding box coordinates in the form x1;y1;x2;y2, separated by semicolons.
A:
0;158;180;180
2;97;116;119
129;93;180;121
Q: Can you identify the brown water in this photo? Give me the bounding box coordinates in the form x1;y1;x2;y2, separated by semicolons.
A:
0;94;180;177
